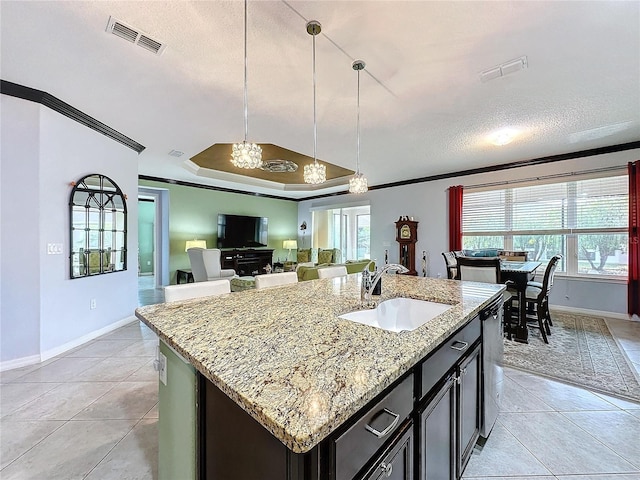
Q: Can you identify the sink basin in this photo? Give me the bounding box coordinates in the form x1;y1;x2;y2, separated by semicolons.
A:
339;298;453;332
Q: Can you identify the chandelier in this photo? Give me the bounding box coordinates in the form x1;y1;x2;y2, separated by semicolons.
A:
349;60;368;194
231;0;262;169
303;20;326;185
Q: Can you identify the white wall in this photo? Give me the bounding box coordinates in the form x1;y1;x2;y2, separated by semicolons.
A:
298;148;639;315
1;94;139;366
1;96;42;363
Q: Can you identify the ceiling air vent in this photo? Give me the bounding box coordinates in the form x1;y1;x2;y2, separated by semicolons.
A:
480;56;528;83
106;16;166;55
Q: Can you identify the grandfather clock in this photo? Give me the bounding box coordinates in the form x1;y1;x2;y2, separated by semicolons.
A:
395;218;418;276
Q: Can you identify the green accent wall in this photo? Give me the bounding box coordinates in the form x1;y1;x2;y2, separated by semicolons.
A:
138;199;155;274
159;340;196;480
139;180;299;283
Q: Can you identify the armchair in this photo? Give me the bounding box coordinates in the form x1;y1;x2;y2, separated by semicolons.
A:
187;248;236;282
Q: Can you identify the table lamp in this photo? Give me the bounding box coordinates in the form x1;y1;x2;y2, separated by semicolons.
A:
185;239;207;252
283;240;298;262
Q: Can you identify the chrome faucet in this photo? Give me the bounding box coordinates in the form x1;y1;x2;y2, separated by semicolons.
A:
361;261;409;306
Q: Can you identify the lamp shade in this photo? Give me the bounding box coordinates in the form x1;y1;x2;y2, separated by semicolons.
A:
283;240;298;250
185;240;207;252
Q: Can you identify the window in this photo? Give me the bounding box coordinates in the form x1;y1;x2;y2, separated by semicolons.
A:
356;214;371;259
462;173;628;278
311;205;370;261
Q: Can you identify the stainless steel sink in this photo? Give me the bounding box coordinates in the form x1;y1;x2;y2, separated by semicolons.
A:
339;298;453;332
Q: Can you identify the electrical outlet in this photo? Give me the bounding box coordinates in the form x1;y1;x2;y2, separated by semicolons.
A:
147;261;151;266
90;299;97;310
153;348;167;385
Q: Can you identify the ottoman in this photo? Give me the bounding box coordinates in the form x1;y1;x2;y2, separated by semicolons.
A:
230;276;256;292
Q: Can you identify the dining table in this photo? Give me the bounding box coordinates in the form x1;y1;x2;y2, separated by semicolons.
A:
500;260;542;343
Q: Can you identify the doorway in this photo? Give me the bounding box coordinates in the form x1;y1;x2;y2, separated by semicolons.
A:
137;187;170;306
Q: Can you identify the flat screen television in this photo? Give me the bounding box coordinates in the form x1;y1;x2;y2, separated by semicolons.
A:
217;214;268;249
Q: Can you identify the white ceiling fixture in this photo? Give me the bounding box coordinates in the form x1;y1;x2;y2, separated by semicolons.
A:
479;56;528;83
230;0;262;170
349;60;368;194
488;128;519;146
168;150;184;157
303;20;327;185
106;16;166;55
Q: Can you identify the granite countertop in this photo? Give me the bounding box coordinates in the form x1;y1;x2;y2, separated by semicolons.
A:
135;274;504;454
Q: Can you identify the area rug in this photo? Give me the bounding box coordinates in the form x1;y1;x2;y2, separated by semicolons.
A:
503;311;640;402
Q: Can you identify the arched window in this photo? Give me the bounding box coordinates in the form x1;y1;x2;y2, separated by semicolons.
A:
69;174;127;278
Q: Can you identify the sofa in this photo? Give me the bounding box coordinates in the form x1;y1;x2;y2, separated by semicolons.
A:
297;248;342;264
296;259;375;282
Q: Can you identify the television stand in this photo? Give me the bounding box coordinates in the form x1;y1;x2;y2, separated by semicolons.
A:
221;249;274;277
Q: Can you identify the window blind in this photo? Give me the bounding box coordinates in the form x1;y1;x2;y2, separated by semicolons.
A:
462;173;629;278
463;175;628;235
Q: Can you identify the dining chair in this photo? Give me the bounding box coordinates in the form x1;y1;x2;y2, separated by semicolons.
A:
498;250;528;261
441;251;458;279
518;254;562;342
526;254;563;327
456;256;515;331
317;265;348;279
164;279;231;302
255;272;298;289
456;256;503;282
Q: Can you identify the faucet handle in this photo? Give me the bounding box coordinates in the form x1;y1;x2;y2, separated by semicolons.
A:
362;267;372;287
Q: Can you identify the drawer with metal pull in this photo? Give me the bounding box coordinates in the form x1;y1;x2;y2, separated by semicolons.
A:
332;373;413;480
419;315;481;400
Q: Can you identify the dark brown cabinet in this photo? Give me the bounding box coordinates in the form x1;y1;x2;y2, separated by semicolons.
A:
457;345;481;476
419;375;456;479
220;249;273;276
359;421;413;480
200;314;488;480
418;341;481;480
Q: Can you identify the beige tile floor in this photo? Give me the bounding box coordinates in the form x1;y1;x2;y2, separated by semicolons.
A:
1;301;639;479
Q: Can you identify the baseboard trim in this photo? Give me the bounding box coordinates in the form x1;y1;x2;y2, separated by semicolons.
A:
40;316;139;362
551;305;631;321
0;354;42;372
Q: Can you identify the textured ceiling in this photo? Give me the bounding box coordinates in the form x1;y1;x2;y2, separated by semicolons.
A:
1;1;639;199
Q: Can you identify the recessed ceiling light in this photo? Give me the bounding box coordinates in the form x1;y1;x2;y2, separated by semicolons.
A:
488;128;518;146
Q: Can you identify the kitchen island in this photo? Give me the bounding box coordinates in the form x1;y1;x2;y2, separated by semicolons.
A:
136;273;504;480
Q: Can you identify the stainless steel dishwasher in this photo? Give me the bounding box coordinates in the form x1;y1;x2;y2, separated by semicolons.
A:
479;296;503;439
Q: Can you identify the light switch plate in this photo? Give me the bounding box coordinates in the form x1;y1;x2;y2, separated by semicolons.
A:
47;243;63;255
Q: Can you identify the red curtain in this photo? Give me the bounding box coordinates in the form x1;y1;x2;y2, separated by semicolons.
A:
629;161;640;317
448;185;463;251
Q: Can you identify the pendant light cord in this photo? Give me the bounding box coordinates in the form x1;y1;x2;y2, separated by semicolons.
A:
356;67;361;175
243;0;248;143
312;31;317;163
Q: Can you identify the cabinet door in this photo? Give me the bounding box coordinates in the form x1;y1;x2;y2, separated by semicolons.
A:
419;376;455;480
457;344;481;477
360;422;413;480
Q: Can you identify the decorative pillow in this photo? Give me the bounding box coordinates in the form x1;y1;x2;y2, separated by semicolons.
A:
318;250;333;264
297;249;311;263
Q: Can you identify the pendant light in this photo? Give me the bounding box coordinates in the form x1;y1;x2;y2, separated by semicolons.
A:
349;60;368;194
231;0;262;169
303;20;326;185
